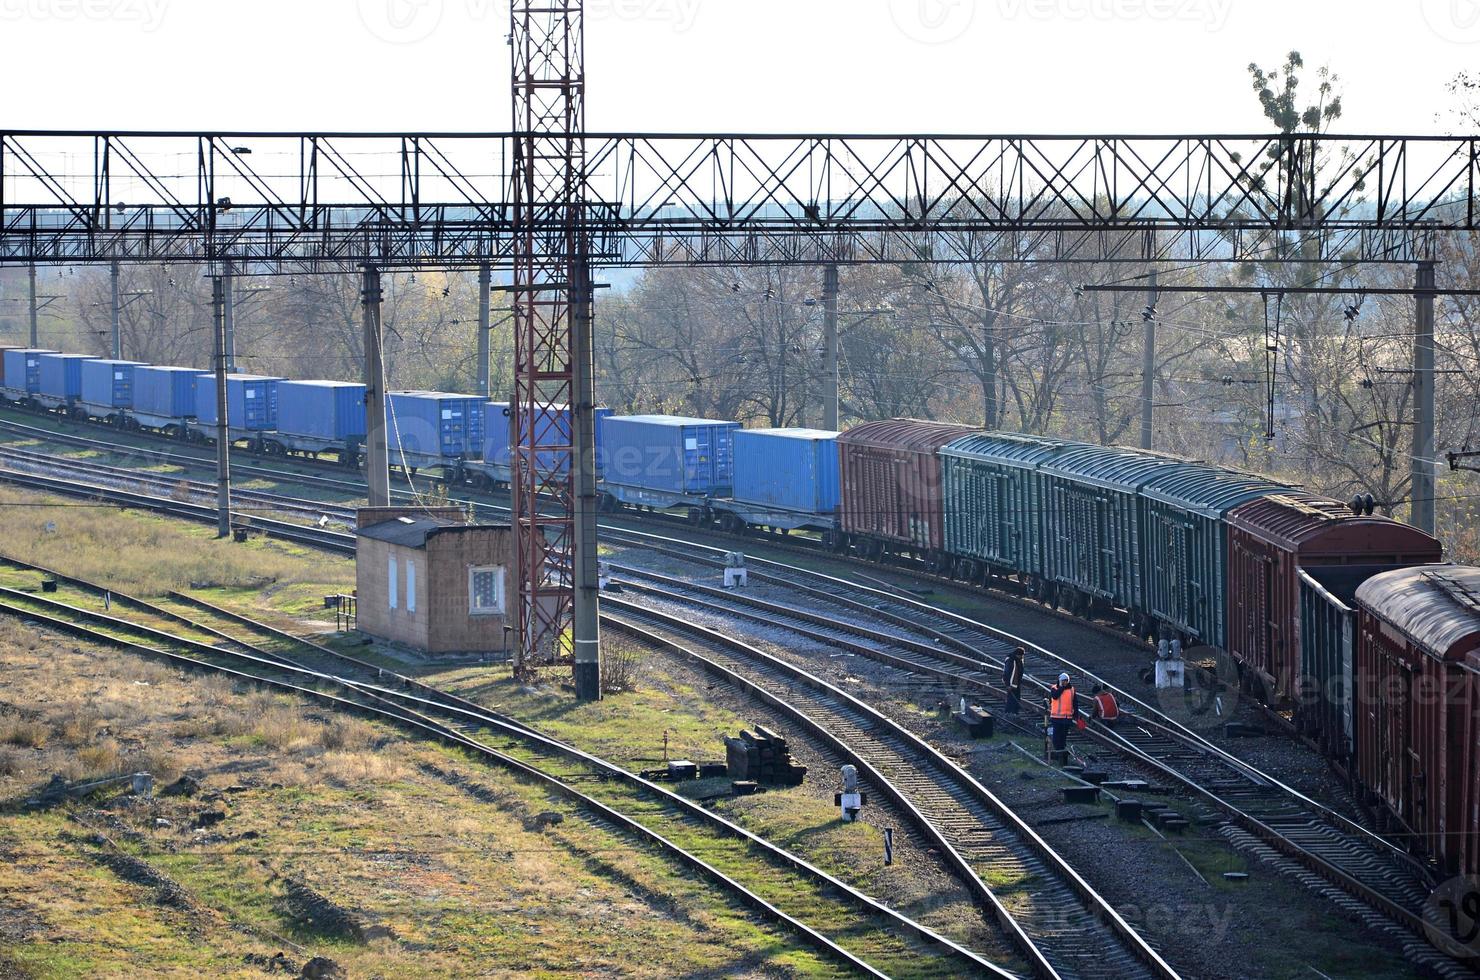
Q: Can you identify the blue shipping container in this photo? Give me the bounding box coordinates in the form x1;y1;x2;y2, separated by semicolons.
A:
3;349;59;394
732;428;841;515
79;360;144;409
600;415;741;496
484;402;615;473
277;381;367;441
387;392;486;460
131;366;200;419
38;354;97;400
196;374;282;430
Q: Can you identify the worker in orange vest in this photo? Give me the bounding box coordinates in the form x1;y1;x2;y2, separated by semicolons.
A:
1047;672;1076;754
1090;684;1120;726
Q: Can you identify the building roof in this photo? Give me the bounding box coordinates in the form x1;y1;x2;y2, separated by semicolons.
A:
356;516;459;549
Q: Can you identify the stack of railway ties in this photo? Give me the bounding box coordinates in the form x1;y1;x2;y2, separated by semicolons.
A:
1;347;1476;879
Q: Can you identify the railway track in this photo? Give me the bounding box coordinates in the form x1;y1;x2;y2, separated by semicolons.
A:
0;558;1009;980
601;595;1177;980
0;432;1464;969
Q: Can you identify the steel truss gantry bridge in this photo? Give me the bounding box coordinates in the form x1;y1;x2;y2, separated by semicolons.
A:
5;12;1480;688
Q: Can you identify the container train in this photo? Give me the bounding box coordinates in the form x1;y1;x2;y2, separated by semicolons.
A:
1;348;1476;875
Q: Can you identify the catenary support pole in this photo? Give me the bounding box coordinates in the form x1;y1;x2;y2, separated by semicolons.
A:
362;266;391;508
1412;261;1438;535
1140;268;1159;451
477;263;492;399
222;259;236;373
822;264;840;431
571;255;602;702
110;260;122;359
211;276;232;538
28;263;39;348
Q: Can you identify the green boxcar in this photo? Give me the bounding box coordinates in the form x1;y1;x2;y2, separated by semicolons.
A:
940;432;1078;579
1139;467;1286;648
1040;447;1191;616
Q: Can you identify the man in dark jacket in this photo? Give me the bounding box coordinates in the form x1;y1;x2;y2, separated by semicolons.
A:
1003;647;1025;714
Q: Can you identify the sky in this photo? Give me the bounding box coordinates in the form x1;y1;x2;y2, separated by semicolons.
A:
1;0;1478;135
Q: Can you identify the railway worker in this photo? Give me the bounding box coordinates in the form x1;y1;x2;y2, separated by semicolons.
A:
1047;672;1077;754
1003;647;1026;714
1090;684;1120;726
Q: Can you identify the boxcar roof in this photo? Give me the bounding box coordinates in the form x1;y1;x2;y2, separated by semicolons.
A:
839;419;979;452
1040;444;1191;491
940;431;1080;467
1229;492;1444;554
1357;565;1480;661
1140;466;1287;518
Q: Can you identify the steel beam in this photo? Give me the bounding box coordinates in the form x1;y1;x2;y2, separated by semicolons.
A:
210;275;232;538
361;266;390;508
1412;261;1438;535
822;264;840;431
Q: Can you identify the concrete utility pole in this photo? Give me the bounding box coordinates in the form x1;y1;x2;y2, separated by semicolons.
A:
477;263;493;399
110;261;122;359
571;256;602;702
28;263;39;347
222;260;236;373
362;266;391;508
211;276;232;538
1140;268;1159;451
1412;261;1438;536
822;264;840;431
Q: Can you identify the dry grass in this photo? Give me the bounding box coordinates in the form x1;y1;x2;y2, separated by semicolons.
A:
0;485;352;598
0;711;48;749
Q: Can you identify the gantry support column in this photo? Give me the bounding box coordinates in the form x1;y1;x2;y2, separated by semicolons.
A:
1140;268;1159;451
110;261;122;359
27;264;39;348
362;267;391;508
211;275;232;538
822;265;840;431
570;256;601;701
478;263;493;399
222;260;237;373
1412;261;1438;535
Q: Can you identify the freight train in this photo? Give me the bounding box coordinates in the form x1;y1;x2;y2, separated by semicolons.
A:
1;347;1476;876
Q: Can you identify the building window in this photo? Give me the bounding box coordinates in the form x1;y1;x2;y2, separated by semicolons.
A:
388;555;398;610
469;566;505;616
406;560;417;614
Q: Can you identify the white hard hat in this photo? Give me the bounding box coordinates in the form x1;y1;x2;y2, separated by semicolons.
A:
1059;672;1070;684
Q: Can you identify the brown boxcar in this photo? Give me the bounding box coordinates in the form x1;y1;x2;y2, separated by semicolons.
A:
1355;566;1480;876
838;419;977;565
1226;493;1442;704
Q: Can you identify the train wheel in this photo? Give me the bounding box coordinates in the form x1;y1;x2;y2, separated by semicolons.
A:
719;512;743;534
686;507;706;527
821;529;842;552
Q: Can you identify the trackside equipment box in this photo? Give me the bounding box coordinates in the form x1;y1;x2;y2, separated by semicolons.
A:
38;353;97;400
196;373;282;430
2;349;60;394
277;380;367;441
386;391;486;461
732;428;841;515
80;360;145;409
132;366;200;419
599;415;740;496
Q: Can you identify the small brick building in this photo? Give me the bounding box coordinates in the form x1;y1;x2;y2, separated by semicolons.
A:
354;507;514;656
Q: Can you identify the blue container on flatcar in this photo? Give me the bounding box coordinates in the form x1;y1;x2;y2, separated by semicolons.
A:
79;360;144;409
131;366;200;419
277;380;367;441
732;428;841;515
941;432;1081;579
599;415;741;496
3;349;59;394
1139;466;1285;649
195;373;282;430
484;402;614;474
38;354;97;400
386;391;486;460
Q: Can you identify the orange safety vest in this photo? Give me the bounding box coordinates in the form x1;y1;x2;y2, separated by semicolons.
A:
1050;686;1076;720
1094;692;1120;721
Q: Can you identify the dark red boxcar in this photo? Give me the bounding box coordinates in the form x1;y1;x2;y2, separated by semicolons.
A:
838;419;977;564
1226;493;1441;704
1355;566;1480;876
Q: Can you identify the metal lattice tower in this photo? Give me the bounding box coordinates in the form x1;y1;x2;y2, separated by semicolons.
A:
510;0;599;696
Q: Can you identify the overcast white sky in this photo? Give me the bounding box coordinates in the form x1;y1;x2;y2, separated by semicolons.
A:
1;0;1477;134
